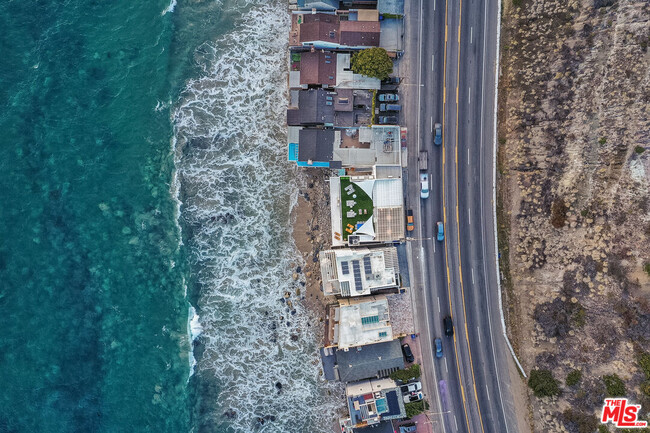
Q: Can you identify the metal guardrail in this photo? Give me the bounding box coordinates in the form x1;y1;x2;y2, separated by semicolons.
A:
491;0;527;379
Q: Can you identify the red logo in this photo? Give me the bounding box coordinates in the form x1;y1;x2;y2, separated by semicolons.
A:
601;398;648;428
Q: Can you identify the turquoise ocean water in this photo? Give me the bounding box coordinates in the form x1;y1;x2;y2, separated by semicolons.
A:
0;1;341;432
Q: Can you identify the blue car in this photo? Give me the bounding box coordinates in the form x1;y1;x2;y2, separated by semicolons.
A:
436;221;444;241
435;338;443;358
434;123;442;146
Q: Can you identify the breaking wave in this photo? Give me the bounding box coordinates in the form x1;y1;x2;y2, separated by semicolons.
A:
172;2;343;431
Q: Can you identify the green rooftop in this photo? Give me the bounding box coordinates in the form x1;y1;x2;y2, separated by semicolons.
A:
340;176;374;241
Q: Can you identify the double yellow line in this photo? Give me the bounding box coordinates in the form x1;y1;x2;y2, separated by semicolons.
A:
441;1;487;432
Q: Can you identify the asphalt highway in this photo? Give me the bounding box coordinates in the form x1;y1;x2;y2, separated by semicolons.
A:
401;0;522;431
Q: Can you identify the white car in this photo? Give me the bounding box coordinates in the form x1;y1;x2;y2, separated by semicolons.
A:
400;381;422;395
403;391;424;404
420;173;429;199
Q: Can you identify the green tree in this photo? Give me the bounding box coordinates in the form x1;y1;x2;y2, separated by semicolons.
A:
390;364;421;382
404;399;429;418
602;374;626;397
528;369;561;397
350;48;393;80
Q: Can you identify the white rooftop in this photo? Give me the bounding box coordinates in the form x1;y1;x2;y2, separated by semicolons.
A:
345;378;397;397
335;296;393;349
333;125;402;168
319;247;400;297
289;70;305;89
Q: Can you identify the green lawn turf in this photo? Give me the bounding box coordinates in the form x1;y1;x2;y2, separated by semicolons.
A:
340;176;374;241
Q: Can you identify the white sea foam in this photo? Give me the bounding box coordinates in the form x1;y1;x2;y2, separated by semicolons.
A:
173;2;343;431
161;0;176;16
188;306;203;340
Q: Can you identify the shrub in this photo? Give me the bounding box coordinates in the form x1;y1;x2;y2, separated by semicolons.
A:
599;137;607;145
551;199;568;228
404;399;429;418
350;48;393;80
639;352;650;378
598;425;609;433
641;380;650;397
566;369;582;387
563;409;599;433
644;263;650;277
635;146;646;154
512;0;522;7
602;374;626;397
572;305;587;327
390;364;421;382
528;369;561;397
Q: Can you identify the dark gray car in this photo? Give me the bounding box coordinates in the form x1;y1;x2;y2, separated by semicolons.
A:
378;115;398;125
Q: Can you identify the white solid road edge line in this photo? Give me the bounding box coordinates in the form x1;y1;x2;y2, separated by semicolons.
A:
492;0;527;379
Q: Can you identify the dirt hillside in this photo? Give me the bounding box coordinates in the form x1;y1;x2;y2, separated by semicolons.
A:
497;0;650;431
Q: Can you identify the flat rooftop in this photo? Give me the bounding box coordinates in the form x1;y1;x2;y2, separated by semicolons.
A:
319;247;400;297
333;125;402;167
346;378;405;427
335;296;393;350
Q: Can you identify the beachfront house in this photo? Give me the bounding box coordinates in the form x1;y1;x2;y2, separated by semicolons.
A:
286;88;373;128
329;165;405;247
289;51;381;90
339;378;407;431
318;247;400;297
288;125;402;169
324;295;393;350
289;13;380;50
320;339;404;382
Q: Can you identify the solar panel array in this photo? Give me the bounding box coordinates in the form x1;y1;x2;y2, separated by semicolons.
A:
341;260;349;275
363;256;372;276
352;260;362;292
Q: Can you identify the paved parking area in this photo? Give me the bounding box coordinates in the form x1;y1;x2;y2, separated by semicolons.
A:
393;413;433;433
403;333;422;367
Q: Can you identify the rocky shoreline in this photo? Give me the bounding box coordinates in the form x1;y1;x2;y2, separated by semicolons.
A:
290;169;336;344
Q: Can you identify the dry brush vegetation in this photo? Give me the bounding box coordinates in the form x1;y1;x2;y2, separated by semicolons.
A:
497;0;650;431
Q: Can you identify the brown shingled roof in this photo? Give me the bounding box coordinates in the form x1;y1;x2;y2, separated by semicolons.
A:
299;13;340;44
339;21;381;47
300;51;337;86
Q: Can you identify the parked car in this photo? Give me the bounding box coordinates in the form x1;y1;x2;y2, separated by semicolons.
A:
435;338;443;358
436;221;444;241
400;381;422;394
401;343;415;363
420;173;429;199
379;103;401;112
378;93;399;102
378;115;398;125
403;391;423;404
406;209;414;232
383;76;401;85
443;316;454;337
434;122;442;145
399;424;417;433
